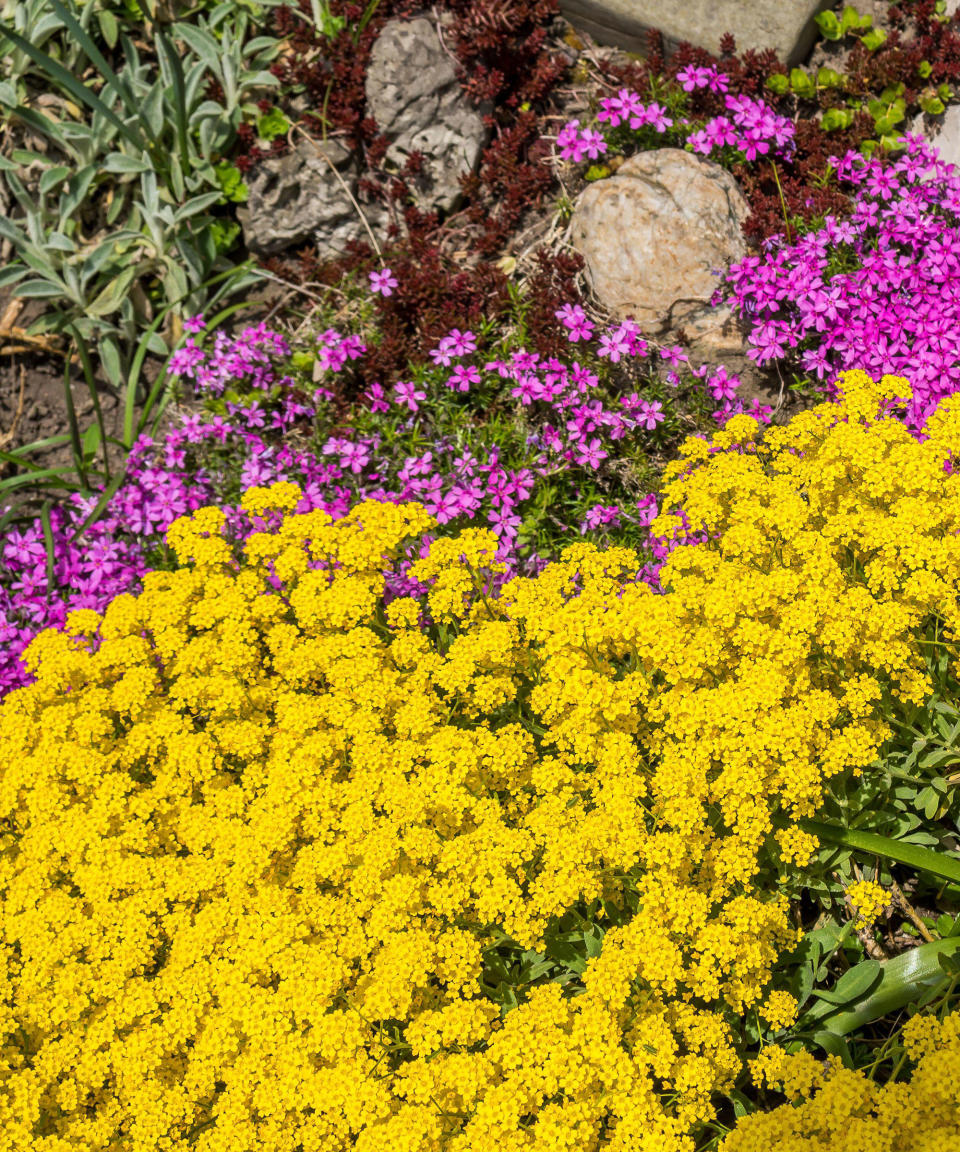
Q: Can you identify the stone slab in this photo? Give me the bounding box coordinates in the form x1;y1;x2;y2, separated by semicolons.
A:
559;0;832;65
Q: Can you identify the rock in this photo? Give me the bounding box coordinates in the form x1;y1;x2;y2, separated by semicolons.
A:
917;104;960;173
238;137;386;260
558;0;829;65
365;16;490;215
570;148;750;334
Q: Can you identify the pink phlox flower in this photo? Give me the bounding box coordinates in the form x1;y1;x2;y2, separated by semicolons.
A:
555;302;596;342
574;437;608;468
394;380;426;412
369;267;399;296
446;364;481;393
366;383;391;413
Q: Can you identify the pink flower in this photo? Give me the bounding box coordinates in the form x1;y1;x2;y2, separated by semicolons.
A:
183;314;206;334
366;383;390;413
446;365;481;393
369;267;399;296
555;303;595;342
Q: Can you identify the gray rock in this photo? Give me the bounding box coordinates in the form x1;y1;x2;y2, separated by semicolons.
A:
238;137;384;260
365;16;489;215
570;148;750;333
559;0;831;65
917;104;960;173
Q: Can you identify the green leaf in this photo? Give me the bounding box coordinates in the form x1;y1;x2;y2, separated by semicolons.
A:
800;819;960;885
213;160;248;203
790;68;817;100
815;938;960;1036
815;959;882;1007
920;94;946;116
842;4;870;33
765;73;790;96
816;9;842;39
862;28;888;52
97;9;120;49
817;67;842;88
918;60;934;79
821;107;855;132
256;106;290;142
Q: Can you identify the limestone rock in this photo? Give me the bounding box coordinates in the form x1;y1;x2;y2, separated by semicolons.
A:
570;148;750;333
558;0;829;65
237;138;384;260
365;16;490;215
918;104;960;173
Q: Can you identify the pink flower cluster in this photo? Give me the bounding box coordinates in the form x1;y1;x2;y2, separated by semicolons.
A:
687;93;795;162
596;92;674;132
555;68;793;167
725;133;960;427
555;118;608;162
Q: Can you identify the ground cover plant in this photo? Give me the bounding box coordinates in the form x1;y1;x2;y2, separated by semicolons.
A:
2;372;960;1149
2;1;960;1147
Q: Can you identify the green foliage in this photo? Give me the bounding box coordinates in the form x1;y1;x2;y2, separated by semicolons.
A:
0;0;278;491
815;4;874;42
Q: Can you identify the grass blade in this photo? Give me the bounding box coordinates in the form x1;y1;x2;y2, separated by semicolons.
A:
68;323;111;482
61;348;90;494
801;819;960;886
45;0;154;143
39;500;56;600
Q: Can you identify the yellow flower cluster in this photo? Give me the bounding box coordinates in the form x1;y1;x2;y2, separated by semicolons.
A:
3;371;960;1150
845;880;887;926
728;1011;960;1151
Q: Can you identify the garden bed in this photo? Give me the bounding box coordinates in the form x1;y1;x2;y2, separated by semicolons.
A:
1;1;960;1148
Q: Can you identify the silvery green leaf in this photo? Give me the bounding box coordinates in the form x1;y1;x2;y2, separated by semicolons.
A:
85;263;141;318
97;8;119;49
14;278;70;298
103;152;153;175
172;191;223;224
184;59;209;106
141;169;159;216
177;235;205;282
242;70;280;89
173;23;221;73
61;165;98;219
38;165;72;196
168;152;185;202
10;148;49;165
0;264;29;288
243;36;281;59
140;82;166;139
0;80;18;107
45;231;76;253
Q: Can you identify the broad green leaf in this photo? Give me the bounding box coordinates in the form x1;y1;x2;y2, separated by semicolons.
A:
814;958;882;1007
816;938;960;1036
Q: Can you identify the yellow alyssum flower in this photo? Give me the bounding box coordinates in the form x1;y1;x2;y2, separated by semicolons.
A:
4;371;960;1149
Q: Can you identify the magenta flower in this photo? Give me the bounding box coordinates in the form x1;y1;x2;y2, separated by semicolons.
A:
394;380;426;412
369;268;399;296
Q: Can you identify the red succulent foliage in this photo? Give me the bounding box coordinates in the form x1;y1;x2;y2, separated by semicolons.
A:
251;0;579;387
